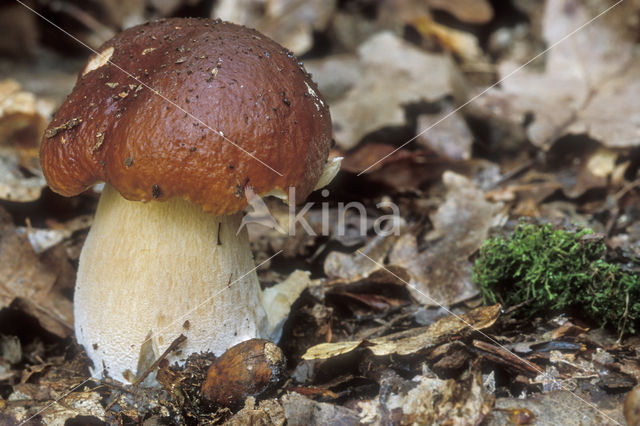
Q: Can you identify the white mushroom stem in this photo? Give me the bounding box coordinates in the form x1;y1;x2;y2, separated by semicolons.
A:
75;184;270;383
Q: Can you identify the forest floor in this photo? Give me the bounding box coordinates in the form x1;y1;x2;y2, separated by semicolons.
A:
0;0;639;424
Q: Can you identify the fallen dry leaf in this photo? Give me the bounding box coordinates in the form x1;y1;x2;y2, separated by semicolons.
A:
371;363;493;424
262;270;312;340
0;154;46;202
302;304;500;360
17;214;92;254
0;335;21;381
282;393;360;425
0;4;39;59
17;227;71;255
331;31;453;149
427;0;494;24
330;290;406;314
340;144;456;192
340;143;415;175
532;137;632;200
0;79;48;146
475;0;640;149
389;171;505;306
416;105;473;161
411;15;483;61
324;234;397;282
0;79;51;202
4;389;104;425
213;0;336;55
258;0;336;55
487;390;625;425
98;0;145;30
303;55;360;103
225;397;285;425
0;207;73;337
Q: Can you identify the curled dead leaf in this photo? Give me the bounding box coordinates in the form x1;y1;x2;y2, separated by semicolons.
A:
302;304;500;360
389;172;505;306
331;32;452;149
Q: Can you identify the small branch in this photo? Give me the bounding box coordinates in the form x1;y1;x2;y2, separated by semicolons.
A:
133;334;187;386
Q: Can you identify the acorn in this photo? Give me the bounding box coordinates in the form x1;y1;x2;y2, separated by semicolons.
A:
201;339;286;408
625;385;640;426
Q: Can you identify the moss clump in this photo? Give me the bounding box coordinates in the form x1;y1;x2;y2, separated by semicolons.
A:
473;223;640;335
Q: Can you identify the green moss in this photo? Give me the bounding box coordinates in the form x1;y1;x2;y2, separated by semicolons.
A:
473;223;640;335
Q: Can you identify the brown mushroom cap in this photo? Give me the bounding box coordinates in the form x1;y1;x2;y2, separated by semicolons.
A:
40;18;332;215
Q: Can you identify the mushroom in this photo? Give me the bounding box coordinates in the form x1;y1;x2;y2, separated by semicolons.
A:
40;18;335;383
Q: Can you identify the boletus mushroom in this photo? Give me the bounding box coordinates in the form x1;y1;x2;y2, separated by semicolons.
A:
40;18;336;383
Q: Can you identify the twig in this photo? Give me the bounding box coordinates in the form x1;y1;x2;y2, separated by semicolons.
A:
133;334;187;386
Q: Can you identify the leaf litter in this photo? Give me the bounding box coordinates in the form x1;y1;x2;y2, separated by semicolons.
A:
0;0;639;424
